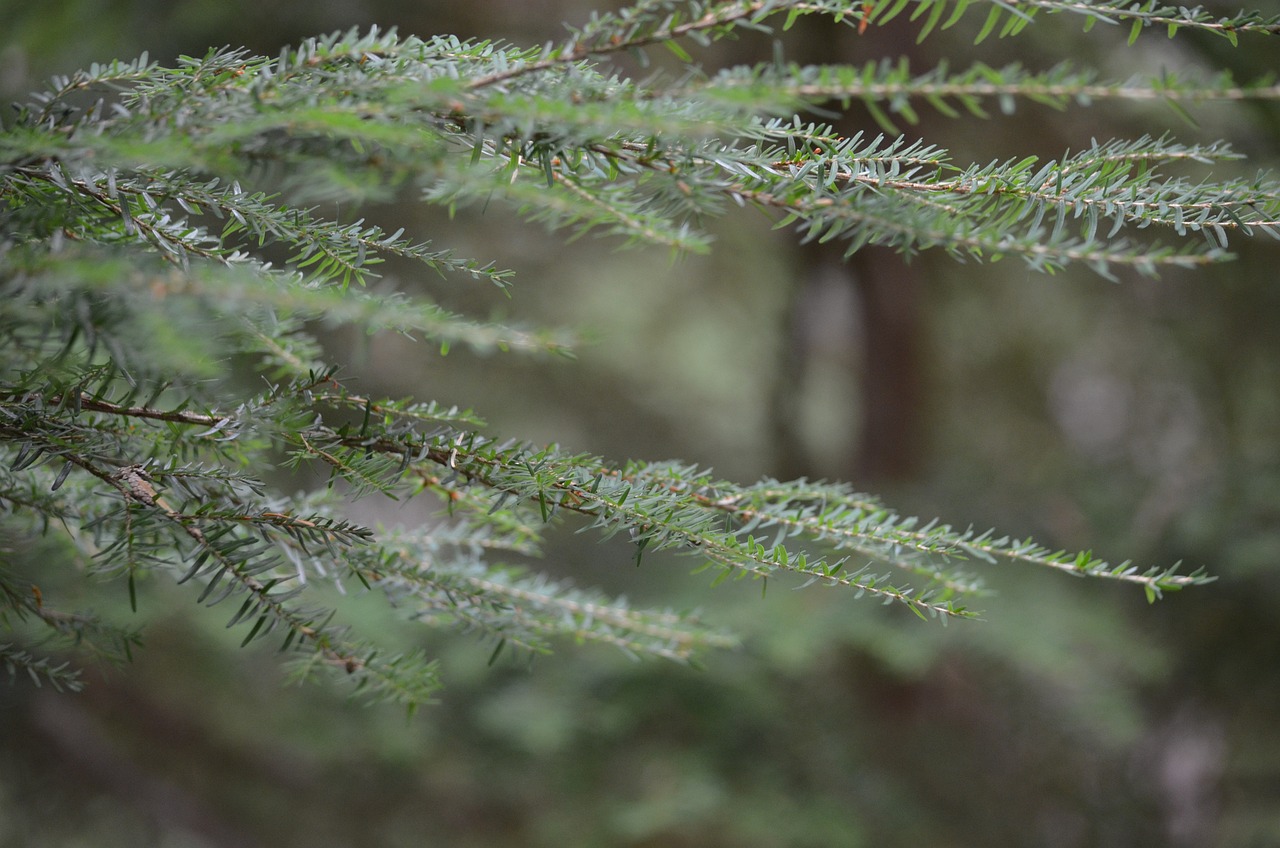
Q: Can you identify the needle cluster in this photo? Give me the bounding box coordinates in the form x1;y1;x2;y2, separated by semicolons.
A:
2;0;1271;706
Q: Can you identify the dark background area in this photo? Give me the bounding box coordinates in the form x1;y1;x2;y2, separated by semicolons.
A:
2;2;1278;846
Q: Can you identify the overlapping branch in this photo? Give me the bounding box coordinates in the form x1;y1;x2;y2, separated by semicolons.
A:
2;0;1263;705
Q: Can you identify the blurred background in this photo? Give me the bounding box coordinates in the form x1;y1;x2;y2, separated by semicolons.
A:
2;1;1278;846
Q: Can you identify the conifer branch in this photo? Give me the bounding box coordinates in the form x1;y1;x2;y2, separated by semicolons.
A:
1;1;1261;704
1;644;85;692
694;60;1280;130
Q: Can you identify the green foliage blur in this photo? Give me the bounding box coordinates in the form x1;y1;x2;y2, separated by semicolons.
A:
2;1;1278;846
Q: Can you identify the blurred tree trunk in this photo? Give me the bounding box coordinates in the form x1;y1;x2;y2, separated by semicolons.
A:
849;244;923;480
769;19;927;484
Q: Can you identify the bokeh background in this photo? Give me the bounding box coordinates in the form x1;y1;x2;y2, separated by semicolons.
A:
2;1;1278;846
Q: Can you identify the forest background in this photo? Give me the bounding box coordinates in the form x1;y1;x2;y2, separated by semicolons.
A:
1;0;1278;846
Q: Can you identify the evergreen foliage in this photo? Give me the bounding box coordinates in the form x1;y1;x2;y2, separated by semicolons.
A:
2;0;1275;709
